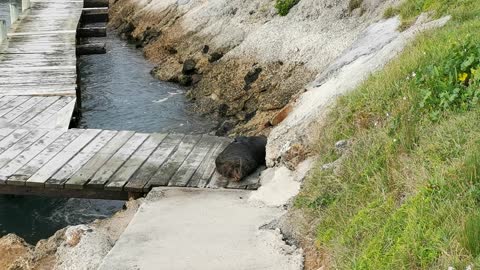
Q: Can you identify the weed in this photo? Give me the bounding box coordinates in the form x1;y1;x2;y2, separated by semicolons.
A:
295;0;480;267
275;0;299;16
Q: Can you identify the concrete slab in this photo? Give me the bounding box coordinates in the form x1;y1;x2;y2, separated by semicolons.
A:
98;188;302;270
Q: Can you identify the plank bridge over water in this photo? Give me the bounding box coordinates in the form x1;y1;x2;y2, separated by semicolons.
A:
0;0;258;199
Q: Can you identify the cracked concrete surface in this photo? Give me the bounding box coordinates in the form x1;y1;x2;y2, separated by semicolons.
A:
98;188;303;270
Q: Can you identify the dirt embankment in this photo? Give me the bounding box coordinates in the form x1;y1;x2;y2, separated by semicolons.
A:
0;199;142;270
108;0;394;136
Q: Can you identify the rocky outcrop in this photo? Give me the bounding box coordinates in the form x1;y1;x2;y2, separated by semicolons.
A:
109;0;397;136
266;14;451;166
0;199;142;270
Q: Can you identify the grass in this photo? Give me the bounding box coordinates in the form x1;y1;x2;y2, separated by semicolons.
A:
295;0;480;268
275;0;300;16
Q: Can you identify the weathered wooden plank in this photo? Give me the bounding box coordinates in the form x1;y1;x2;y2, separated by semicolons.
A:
168;135;217;187
189;139;231;188
105;133;167;191
124;134;184;192
0;96;31;118
10;96;60;125
1;97;45;122
25;97;74;128
0;129;30;156
207;172;230;189
0;96;17;108
0;129;15;141
7;129;82;185
46;130;117;187
7;30;76;36
0;129;47;169
0;185;132;200
87;133;149;189
26;129;101;187
37;98;76;130
145;135;201;190
0;129;65;183
64;131;135;189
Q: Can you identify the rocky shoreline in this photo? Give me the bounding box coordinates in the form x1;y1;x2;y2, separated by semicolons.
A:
108;0;395;137
0;199;142;270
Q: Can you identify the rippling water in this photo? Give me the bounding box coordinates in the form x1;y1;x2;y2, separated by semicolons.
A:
78;34;216;133
0;3;215;243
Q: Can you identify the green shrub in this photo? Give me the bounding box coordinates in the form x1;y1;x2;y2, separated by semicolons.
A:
383;6;399;18
275;0;299;16
416;37;480;120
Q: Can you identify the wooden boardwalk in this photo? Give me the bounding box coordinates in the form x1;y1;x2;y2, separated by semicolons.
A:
0;0;80;130
0;0;259;199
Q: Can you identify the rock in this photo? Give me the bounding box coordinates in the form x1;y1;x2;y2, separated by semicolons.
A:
178;74;193;86
215;136;267;181
164;45;177;54
182;59;197;74
0;234;33;269
335;139;350;154
270;104;293;126
244;67;263;90
202;45;210;54
191;74;202;85
218;103;229;117
208;52;224;63
215;120;237;136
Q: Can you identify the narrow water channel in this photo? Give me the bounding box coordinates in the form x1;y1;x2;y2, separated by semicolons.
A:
0;2;216;243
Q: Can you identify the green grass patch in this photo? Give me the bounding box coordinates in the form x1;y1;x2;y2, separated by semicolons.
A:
296;0;480;268
275;0;300;16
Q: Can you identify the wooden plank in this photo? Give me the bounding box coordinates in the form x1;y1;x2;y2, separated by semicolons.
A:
207;172;229;189
0;96;17;108
0;184;132;200
105;133;167;191
168;135;217;187
0;129;30;156
7;30;76;36
0;129;65;183
144;135;201;190
64;131;135;189
124;134;184;192
0;96;31;118
7;129;82;185
87;133;149;189
0;128;15;141
38;98;76;130
9;96;59;125
26;129;101;187
46;130;117;187
0;129;47;169
189;139;231;188
25;97;74;127
1;96;44;122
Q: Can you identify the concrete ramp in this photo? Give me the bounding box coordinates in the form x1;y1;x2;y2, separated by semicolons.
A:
99;188;303;270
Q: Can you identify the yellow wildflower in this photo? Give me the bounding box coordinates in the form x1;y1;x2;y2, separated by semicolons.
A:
458;72;468;82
